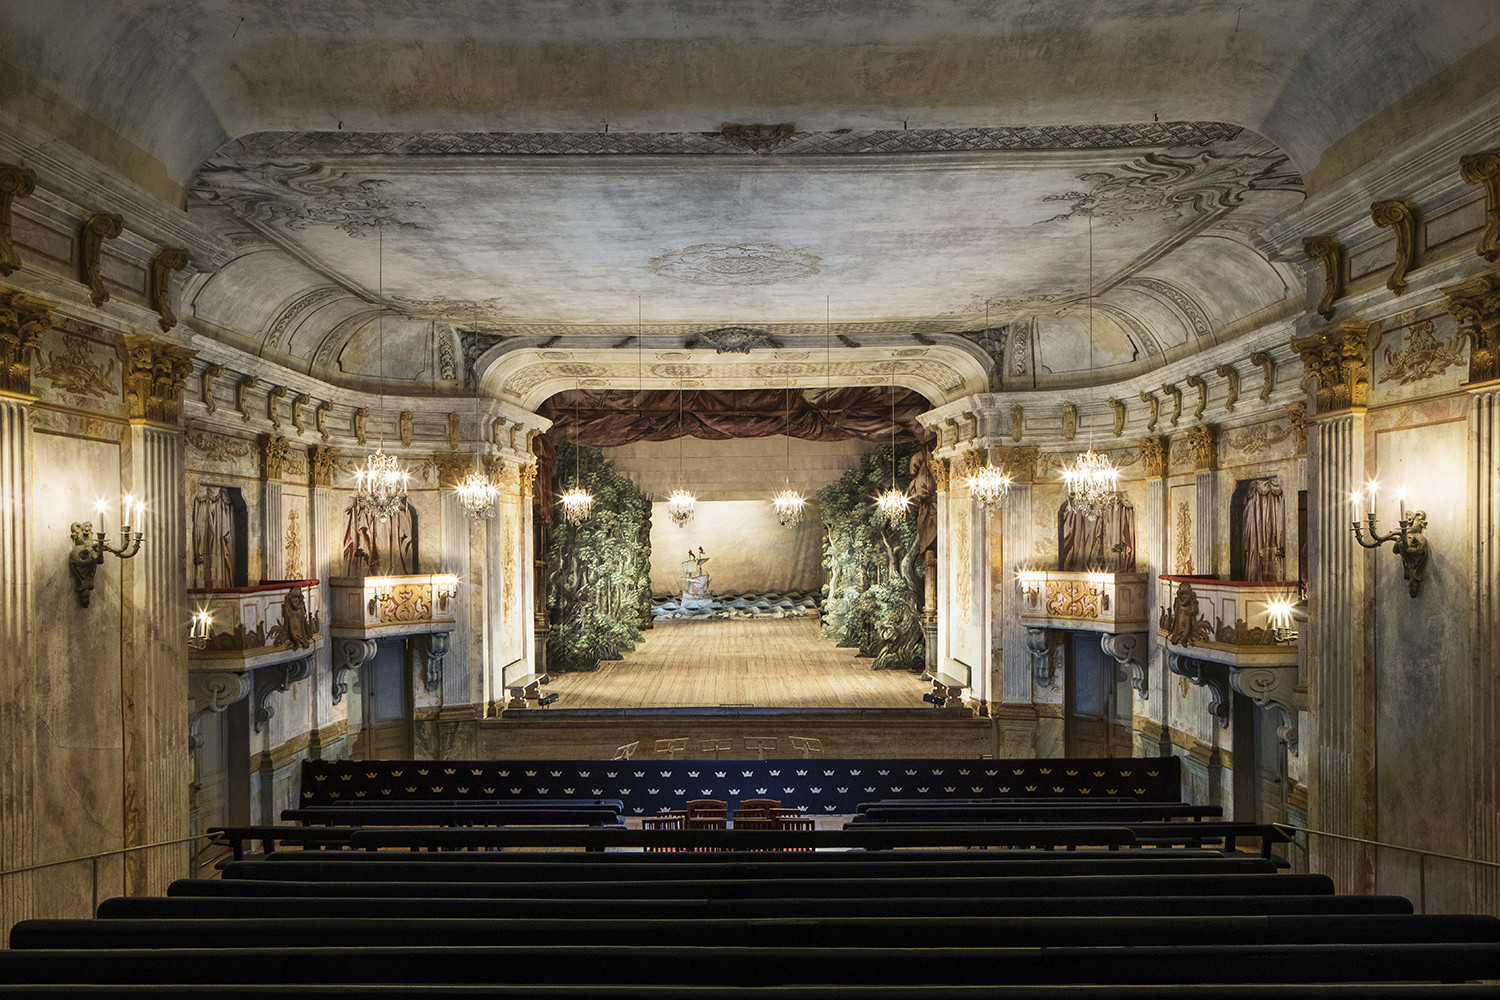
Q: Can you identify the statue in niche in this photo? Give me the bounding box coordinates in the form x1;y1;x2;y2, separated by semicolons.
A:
681;546;712;609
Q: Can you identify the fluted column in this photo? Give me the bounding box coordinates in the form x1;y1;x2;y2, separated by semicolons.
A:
1470;385;1500;913
306;446;337;756
260;435;288;581
1138;436;1170;751
0;392;38;930
1188;424;1219;577
520;463;542;678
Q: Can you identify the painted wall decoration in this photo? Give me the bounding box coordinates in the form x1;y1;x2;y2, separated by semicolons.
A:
1174;499;1195;575
546;443;652;672
817;442;925;671
284;505;305;579
1059;498;1138;572
191;486;236;588
341;498;414;575
1378;318;1465;385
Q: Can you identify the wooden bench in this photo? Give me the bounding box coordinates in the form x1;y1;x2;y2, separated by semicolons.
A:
850;803;1224;824
280;806;624;828
505;672;550;708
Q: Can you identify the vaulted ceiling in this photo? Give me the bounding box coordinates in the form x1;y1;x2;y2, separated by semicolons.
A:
3;1;1497;406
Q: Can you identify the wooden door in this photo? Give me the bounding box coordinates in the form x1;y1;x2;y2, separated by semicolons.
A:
362;638;412;760
1065;633;1112;758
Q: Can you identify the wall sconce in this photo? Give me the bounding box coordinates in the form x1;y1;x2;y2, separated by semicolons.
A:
430;573;459;611
1265;599;1299;643
1350;481;1430;597
69;495;145;608
1017;570;1044;600
1086;572;1112;610
188;609;214;650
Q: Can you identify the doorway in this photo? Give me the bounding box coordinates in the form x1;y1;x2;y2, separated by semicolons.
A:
351;638;412;760
1064;633;1123;757
1231;694;1288;822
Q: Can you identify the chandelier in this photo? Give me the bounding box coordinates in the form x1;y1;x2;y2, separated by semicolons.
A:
356;220;408;521
968;463;1012;510
1063;449;1119;520
559;485;593;525
772;487;805;527
667;488;696;527
354;448;410;521
876;376;907;528
455;471;499;520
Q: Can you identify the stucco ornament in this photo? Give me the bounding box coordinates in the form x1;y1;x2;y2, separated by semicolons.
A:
648;243;821;286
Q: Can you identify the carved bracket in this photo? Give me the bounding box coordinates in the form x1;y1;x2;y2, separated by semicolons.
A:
1303;232;1348;320
236;376;258;422
201;363;223;414
1185;374;1207;421
1107;398;1125;436
1160;383;1183;426
1370;199;1417;294
332;638;377;705
1168;652;1230;728
1025;627;1058;687
267;385;286;430
315;400;332;440
1459;149;1500;262
1139;391;1159;432
1061;402;1077;441
1214;364;1239;413
0;165;37;276
253;656;312;733
291;392;310;435
1228;664;1305;753
80;212;123;307
1249;351;1274;401
149;247;189;331
1100;631;1148;698
417;632;450;692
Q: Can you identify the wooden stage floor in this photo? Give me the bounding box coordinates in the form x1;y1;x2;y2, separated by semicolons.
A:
543;617;930;709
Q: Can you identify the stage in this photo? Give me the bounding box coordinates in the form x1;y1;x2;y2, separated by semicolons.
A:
481;618;994;760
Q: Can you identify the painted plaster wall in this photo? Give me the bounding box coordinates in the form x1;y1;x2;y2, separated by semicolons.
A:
648;499;824;596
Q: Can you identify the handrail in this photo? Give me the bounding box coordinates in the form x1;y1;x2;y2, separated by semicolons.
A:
1275;821;1500;914
0;832;218;878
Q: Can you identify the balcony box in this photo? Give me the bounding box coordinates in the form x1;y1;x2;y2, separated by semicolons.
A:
1017;571;1149;635
186;579;323;672
1157;575;1298;668
328;574;459;640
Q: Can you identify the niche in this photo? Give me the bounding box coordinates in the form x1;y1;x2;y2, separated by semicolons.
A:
1057;498;1137;573
1228;477;1286;582
190;484;249;588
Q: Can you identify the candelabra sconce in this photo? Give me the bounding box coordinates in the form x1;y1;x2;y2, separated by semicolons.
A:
1017;570;1044;601
1085;572;1112;611
1265;599;1300;643
68;496;145;608
1350;482;1430;597
431;573;459;611
188;609;214;650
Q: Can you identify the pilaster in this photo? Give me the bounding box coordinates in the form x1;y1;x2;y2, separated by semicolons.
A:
1139;436;1169;749
998;446;1039;711
0;391;37;930
439;489;473;709
1188;424;1219;577
260;435;287;581
1470;383;1500;912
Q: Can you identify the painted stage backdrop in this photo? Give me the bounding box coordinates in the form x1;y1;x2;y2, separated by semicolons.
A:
547;443;653;671
819;442;928;671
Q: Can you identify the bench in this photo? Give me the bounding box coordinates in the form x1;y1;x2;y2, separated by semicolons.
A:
849;803;1224;824
280;806;624;828
505;672;550;708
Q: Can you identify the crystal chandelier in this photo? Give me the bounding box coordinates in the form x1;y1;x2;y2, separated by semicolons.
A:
455;471;499;520
356;220;408;521
876;378;907;528
559;485;593;525
668;384;695;526
772;487;805;527
968;463;1012;510
354;448;410;521
1063;449;1119;520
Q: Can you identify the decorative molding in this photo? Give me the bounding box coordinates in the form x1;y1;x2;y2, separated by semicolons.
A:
267;384;286;430
954;325;1006;390
148;247;189;331
1010;404;1024;442
1185;374;1207;421
446;412;461;450
1138;436;1168;479
290;392;310;435
192;160;428;238
1214;363;1239;412
122;335;194;424
417;631;450;691
1249;351;1275;401
1186;423;1218;472
1139;390;1159;432
1302;232;1348;320
308;444;339;488
0;289;53;396
719;122;796;152
0;165;37;276
1370;199;1417;294
1160;383;1183;425
261;434;290;480
264;287;342;351
1441;272;1500;386
432;451;475;490
1061;402;1078;441
999;445;1039;484
1378;318;1465;385
1284;402;1309;456
681;325;786;353
1459;149;1500;262
253;656;312;733
315;399;332;440
1100;632;1148;698
1293;323;1372;416
235;375;258;422
79;212;124;307
200;363;223;414
353;406;368;445
331;638;377;705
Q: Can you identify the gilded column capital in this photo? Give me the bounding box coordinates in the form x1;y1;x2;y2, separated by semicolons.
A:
1303;232;1348;320
998;445;1039;484
929;456;949;492
484;455;508;486
122;334;194;425
518;462;538;498
1185;423;1219;472
0;165;37;277
432;450;476;490
1459;149;1500;262
1441;271;1500;386
149;247;189;331
308;444;340;488
260;433;290;481
1137;435;1168;479
1370;199;1417;294
0;288;54;396
80;212;123;307
1292;322;1372;416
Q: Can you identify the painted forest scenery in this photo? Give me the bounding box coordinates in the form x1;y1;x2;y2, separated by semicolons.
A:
546;443;653;671
819;442;928;671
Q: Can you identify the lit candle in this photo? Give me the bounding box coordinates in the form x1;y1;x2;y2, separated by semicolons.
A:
1350;490;1364;513
1395;487;1407;519
95;499;107;536
134;501;144;530
122;493;134;530
1365;480;1378;518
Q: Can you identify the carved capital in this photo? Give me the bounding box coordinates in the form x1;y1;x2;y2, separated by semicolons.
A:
1009;404;1024;442
1107;398;1125;436
290;392;310;435
1139;391;1159;432
1302;232;1348;320
1100;632;1148;698
261;433;290;481
929;455;950;492
315;399;332;440
1370;199;1417;294
0;165;37;276
518;462;538;497
309;444;340;488
1186;423;1218;472
1459;149;1500;262
1441;272;1500;386
1284;402;1308;457
0;289;54;396
1214;364;1239;412
235;376;258;423
149;247;189;331
1160;383;1183;426
433;450;476;490
998;445;1038;484
1185;374;1207;421
1061;402;1078;441
122;335;195;424
399;410;413;447
79;212;123;307
1137;435;1168;479
1292;323;1372;416
1249;351;1275;401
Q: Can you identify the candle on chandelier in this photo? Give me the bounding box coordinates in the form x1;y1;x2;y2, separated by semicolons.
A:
95;499;107;536
1396;487;1407;519
121;493;133;528
1365;480;1378;518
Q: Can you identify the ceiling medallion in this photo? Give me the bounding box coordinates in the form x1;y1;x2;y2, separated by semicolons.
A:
648;243;821;286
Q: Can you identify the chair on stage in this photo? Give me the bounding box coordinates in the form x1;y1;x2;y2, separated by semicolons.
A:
683;799;728;830
731;797;781;830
